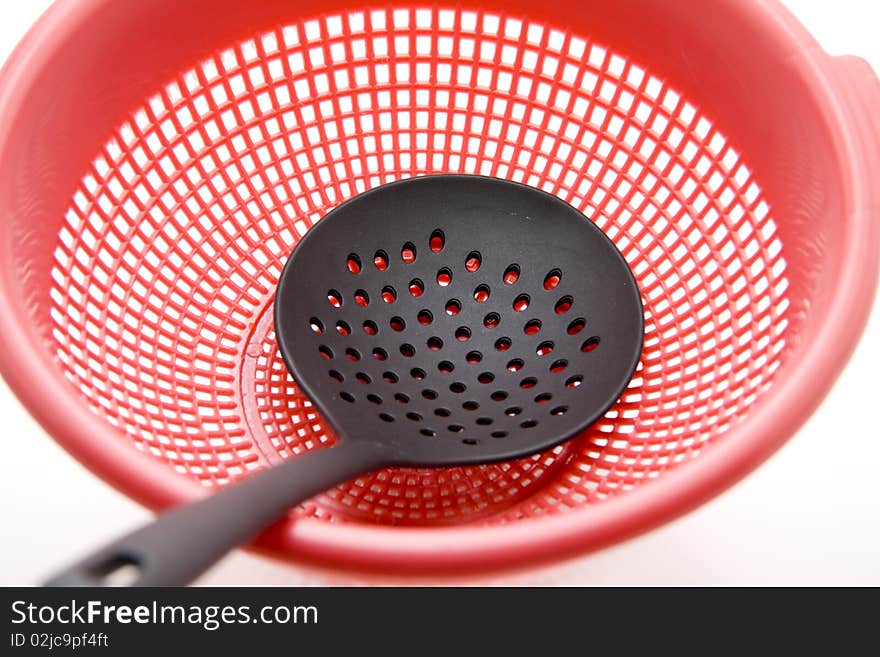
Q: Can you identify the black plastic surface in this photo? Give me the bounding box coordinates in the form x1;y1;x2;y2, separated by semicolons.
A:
275;175;643;466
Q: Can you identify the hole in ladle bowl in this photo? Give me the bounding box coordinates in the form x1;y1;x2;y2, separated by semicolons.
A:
429;229;445;253
465;251;482;272
543;269;562;290
513;294;530;312
347;254;362;274
374;250;389;271
354;290;370;307
401;242;417;264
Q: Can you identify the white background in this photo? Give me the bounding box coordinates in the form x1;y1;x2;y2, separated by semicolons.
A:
0;0;877;586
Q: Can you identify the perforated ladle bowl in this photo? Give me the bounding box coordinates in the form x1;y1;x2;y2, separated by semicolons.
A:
47;175;643;586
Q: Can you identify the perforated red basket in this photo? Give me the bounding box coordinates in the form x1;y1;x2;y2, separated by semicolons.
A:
0;0;878;575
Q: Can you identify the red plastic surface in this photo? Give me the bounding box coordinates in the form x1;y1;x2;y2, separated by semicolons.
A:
0;0;877;574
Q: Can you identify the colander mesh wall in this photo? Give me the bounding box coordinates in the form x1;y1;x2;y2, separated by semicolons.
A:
47;7;789;525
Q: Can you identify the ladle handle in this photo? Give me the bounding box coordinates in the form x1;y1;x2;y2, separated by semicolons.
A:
45;441;388;586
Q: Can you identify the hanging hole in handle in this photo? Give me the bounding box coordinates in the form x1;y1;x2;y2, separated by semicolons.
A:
95;555;143;587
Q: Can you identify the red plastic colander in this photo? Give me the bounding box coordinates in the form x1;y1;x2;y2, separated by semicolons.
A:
0;0;878;575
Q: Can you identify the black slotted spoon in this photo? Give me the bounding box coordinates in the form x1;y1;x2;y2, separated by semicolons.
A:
47;175;643;586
